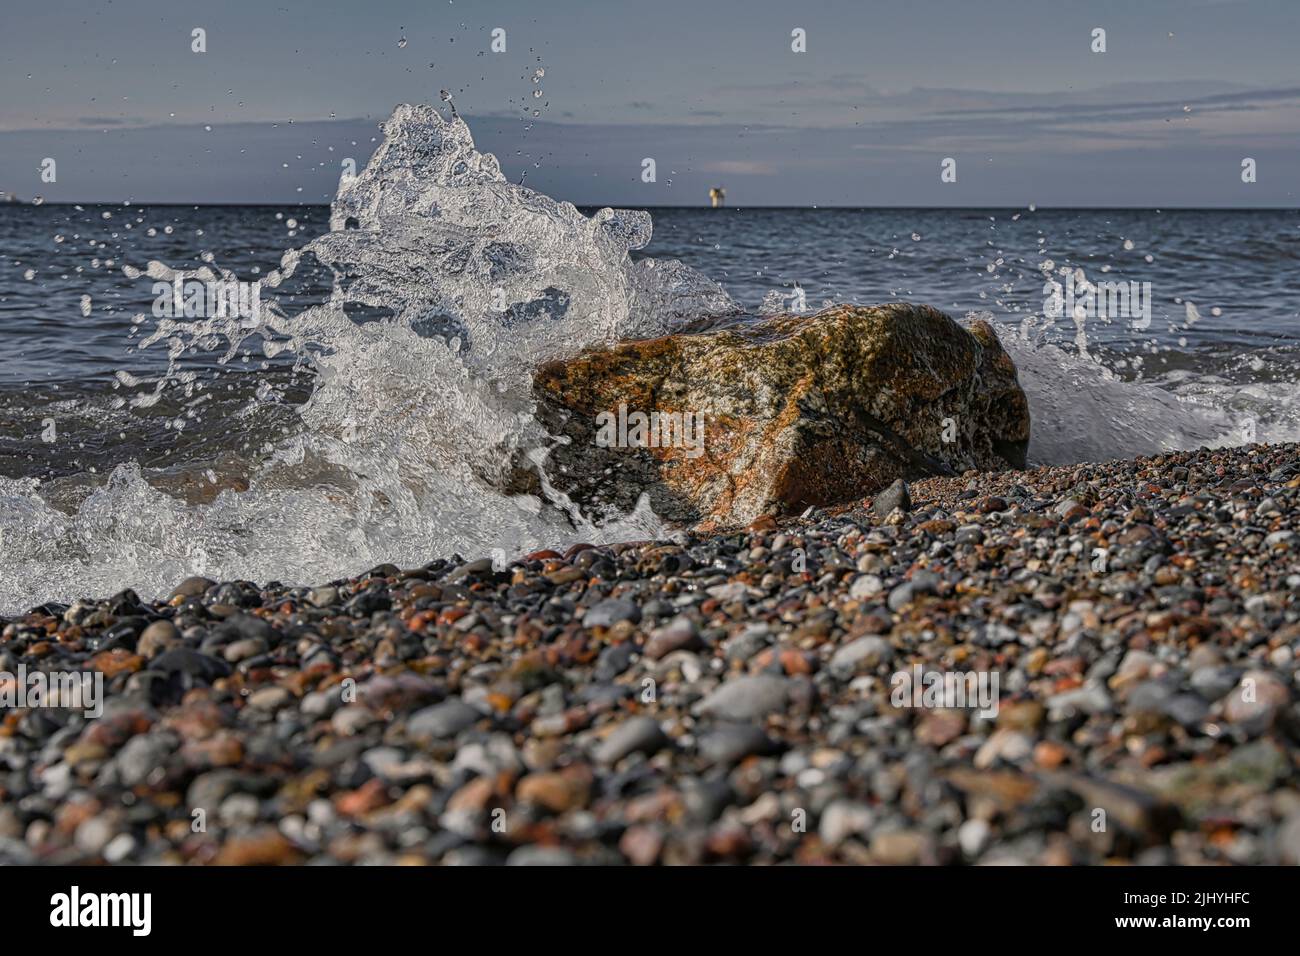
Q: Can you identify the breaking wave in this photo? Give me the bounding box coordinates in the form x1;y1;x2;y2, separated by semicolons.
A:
1;103;1295;613
0;102;733;611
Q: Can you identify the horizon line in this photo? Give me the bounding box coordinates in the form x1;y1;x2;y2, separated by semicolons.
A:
3;202;1297;212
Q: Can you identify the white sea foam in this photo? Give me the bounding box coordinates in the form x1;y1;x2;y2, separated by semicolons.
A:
0;103;729;612
988;314;1300;465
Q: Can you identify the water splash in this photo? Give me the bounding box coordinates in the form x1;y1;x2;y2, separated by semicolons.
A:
988;313;1294;466
0;103;732;613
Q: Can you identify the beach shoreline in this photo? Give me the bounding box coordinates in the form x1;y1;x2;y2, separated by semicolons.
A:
2;440;1298;865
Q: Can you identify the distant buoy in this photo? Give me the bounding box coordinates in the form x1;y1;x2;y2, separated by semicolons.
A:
709;187;726;208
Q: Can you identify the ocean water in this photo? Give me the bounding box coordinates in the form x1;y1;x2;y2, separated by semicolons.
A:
1;104;1298;612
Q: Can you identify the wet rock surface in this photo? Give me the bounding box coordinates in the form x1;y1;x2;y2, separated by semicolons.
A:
2;442;1299;865
530;303;1030;530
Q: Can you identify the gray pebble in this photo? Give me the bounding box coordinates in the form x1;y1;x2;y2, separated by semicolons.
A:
593;716;670;764
408;699;483;740
695;675;790;721
582;598;641;628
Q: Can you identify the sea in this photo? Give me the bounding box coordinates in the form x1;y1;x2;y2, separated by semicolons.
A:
2;104;1298;612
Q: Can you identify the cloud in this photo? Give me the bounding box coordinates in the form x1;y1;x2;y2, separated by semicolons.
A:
2;86;1297;207
699;160;777;175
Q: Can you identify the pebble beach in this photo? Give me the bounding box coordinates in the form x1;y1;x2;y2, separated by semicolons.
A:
3;440;1299;866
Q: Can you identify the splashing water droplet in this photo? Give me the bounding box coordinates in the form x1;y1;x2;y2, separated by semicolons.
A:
0;101;736;611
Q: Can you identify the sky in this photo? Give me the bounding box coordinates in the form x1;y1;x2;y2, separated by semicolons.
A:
1;0;1298;206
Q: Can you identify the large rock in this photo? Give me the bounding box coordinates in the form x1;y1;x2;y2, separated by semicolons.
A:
529;303;1029;530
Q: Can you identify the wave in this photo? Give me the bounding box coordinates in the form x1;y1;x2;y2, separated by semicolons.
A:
1;102;1296;613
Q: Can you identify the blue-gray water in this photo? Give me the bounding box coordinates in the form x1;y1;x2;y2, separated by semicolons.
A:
4;204;1298;479
4;205;1300;380
2;201;1298;612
